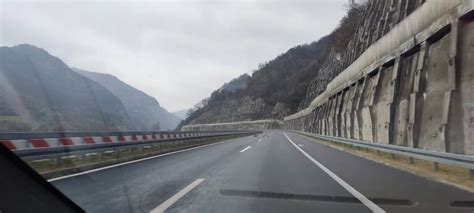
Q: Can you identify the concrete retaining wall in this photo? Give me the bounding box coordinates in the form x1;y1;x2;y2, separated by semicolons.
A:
284;0;474;155
181;120;283;131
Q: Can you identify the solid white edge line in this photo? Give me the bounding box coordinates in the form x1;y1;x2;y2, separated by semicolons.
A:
47;138;242;182
150;178;205;213
240;146;251;153
282;132;385;213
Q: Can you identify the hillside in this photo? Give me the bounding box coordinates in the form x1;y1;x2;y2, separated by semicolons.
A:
219;74;250;93
181;0;425;127
298;0;423;110
179;35;333;128
179;8;351;127
0;44;133;131
74;69;182;131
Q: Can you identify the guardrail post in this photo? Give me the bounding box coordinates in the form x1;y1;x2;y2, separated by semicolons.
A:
77;154;83;162
408;157;415;164
433;162;439;171
391;153;396;160
470;169;474;178
53;157;60;167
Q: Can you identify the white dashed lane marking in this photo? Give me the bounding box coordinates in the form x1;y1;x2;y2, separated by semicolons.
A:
283;132;385;213
240;146;252;153
150;178;205;213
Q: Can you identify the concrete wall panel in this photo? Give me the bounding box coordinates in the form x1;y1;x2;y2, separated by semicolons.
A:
418;32;452;152
448;18;474;155
373;65;394;144
393;50;419;146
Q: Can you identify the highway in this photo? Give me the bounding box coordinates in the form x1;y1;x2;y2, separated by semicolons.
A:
51;131;474;213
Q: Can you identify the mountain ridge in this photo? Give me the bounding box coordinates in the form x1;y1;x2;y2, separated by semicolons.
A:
73;68;182;131
0;44;132;131
0;44;181;131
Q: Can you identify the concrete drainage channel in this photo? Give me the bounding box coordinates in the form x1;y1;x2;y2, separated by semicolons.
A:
23;134;254;179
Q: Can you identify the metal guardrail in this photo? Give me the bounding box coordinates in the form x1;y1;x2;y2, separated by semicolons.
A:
295;131;474;171
0;130;233;140
10;131;259;161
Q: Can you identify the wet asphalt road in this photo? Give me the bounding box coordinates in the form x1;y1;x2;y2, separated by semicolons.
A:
52;131;474;213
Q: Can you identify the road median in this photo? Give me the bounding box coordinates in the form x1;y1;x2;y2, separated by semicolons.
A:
28;135;247;180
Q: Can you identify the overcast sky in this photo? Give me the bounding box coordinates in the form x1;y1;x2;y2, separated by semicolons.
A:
1;0;348;112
